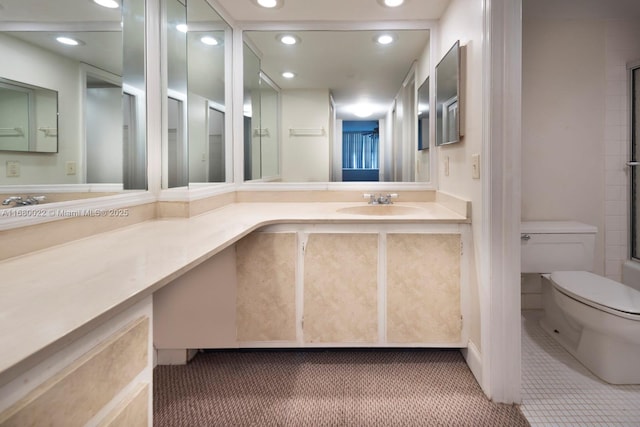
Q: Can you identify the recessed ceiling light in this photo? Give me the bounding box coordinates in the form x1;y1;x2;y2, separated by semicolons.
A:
56;36;82;46
377;0;405;7
176;24;188;33
92;0;119;8
278;34;299;45
282;71;295;79
376;34;395;45
252;0;284;8
201;36;219;46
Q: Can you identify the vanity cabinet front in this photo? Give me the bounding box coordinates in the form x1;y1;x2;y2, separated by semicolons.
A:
153;224;469;359
236;232;297;343
303;233;379;344
386;233;462;344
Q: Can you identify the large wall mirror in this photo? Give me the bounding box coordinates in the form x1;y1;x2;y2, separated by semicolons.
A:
0;0;147;190
435;40;461;146
164;0;232;189
243;29;430;183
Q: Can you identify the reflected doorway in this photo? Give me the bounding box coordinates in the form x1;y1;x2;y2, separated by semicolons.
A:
342;120;379;182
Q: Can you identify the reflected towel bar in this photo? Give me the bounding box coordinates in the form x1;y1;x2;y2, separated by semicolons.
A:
289;127;325;137
0;127;24;137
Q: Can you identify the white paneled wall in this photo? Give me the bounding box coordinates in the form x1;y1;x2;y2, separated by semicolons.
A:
604;21;640;281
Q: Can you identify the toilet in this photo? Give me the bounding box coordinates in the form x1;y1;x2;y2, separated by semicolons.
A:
521;221;640;384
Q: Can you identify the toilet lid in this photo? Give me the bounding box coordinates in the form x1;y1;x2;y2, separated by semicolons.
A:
550;271;640;315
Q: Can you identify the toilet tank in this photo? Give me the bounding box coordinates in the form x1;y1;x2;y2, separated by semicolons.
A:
521;221;597;274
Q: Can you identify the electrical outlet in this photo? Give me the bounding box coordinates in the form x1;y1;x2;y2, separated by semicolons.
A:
444;156;450;177
471;154;480;179
6;161;20;177
66;161;77;175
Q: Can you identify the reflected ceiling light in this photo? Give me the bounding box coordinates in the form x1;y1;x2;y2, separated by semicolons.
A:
176;24;188;33
376;34;395;45
378;0;405;7
201;36;219;46
352;104;374;118
253;0;284;8
92;0;119;8
282;71;295;79
56;36;82;46
277;34;299;45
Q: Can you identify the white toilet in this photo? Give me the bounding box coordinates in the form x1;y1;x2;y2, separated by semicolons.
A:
521;221;640;384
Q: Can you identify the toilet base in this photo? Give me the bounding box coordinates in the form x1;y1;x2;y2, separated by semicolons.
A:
540;278;640;385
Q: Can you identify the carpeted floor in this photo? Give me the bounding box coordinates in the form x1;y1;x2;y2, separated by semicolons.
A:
154;349;529;426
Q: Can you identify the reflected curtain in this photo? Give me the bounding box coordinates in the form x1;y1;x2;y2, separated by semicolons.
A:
342;131;379;169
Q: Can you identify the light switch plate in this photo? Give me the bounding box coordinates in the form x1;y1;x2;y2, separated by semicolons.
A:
471;154;480;179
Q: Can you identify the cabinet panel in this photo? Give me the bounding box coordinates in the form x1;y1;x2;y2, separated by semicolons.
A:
387;234;461;343
154;246;237;349
237;232;297;342
304;233;378;343
0;317;149;427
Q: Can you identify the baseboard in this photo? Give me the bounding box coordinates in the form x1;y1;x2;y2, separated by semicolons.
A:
461;340;482;386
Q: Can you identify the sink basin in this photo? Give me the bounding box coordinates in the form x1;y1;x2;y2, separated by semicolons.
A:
337;205;422;216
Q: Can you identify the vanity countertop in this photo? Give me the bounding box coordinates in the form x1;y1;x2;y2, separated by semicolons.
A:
0;201;468;386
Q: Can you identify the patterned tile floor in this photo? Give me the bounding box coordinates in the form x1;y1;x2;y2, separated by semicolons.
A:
521;310;640;426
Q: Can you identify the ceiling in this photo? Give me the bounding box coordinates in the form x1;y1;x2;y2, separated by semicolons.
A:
214;0;450;22
216;0;446;120
0;0;444;120
246;29;430;120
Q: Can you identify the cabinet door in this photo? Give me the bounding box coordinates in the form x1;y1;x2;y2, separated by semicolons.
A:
386;233;461;343
236;232;297;342
303;233;378;344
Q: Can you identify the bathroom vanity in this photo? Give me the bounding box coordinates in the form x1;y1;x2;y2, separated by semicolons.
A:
0;196;470;424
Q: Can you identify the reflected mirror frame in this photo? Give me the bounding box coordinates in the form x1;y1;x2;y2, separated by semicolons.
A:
417;75;429;151
435;40;461;147
0;77;59;153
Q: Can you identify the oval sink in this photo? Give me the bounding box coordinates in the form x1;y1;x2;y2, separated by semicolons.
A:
337;205;422;216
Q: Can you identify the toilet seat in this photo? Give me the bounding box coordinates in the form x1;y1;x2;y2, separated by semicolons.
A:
550;271;640;321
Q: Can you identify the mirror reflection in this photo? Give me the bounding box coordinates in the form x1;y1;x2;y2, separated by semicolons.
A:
435;40;460;146
243;42;281;182
417;76;429;151
165;0;231;188
0;0;147;189
243;29;430;183
0;77;58;153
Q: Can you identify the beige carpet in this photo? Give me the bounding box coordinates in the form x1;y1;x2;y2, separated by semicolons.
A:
154;349;529;426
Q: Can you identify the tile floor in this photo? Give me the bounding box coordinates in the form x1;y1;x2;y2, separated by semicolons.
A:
521;310;640;426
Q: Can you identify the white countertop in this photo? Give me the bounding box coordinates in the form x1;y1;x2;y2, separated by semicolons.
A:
0;202;467;386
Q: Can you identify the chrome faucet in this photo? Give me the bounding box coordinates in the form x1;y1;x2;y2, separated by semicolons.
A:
363;193;398;205
2;195;46;207
2;196;23;206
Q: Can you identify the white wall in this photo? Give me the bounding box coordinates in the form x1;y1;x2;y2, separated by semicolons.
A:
522;2;640;280
522;18;607;275
86;87;122;183
260;88;279;178
0;34;82;185
188;95;208;182
437;0;484;354
281;89;330;182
